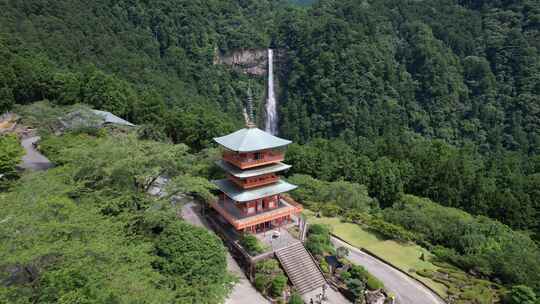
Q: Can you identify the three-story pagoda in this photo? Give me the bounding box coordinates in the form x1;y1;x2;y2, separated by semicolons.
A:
211;126;302;233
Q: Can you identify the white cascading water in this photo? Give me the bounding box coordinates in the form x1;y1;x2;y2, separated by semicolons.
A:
265;49;278;135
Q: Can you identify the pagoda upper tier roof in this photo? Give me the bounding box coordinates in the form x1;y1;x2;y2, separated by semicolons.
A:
213;127;291;152
215;160;291;178
212;179;297;202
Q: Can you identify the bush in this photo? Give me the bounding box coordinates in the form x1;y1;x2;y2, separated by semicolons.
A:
336;246;349;259
240;234;265;256
155;221;229;284
321;203;342;217
271;274;287;297
254;273;270;293
415;268;435;278
340;271;352;281
288;292;303;304
306;235;331;256
309;224;331;236
0;134;24;189
349;265;369;281
347;264;385;291
255;260;282;275
320;259;330;274
254;259;286;296
366;276;384;291
506;285;537;304
384;195;540;289
367;218;415;242
343;210;371;223
306;224;333;256
346;278;365;300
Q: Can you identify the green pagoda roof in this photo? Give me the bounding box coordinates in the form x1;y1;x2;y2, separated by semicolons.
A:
213;127;291;152
215;160;291;178
212;179;297;202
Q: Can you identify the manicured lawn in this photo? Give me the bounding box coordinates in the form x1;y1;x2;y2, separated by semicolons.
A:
304;211;448;297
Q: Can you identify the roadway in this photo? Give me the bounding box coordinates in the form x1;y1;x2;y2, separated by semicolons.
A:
331;237;446;304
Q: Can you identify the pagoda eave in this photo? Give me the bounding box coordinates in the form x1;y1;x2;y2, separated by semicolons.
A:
213;127;291;152
215;160;291;178
212;179;297;202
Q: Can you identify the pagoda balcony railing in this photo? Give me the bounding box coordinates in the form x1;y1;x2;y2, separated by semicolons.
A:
281;194;303;214
228;174;280;189
211;198;301;230
223;152;284;169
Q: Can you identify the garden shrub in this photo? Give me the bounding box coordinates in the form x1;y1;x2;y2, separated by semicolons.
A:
308;224;331;236
348;264;385;291
271;274;287;297
336;246;349;259
305;224;334;256
366;276;384;291
320;259;330;274
506;285;537;304
254;274;269;293
240;234;265;256
254;259;286;297
346;278;365;300
288;292;303;304
367;218;415;242
306;234;333;256
340;271;352;281
343;210;371;224
256;260;281;275
416;268;435;278
349;265;369;281
321;203;342;217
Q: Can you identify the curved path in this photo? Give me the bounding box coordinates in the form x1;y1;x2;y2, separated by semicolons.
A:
332;238;446;304
19;136;53;171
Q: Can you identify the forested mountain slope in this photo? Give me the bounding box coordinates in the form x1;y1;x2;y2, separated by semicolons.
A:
273;0;540;243
0;0;284;149
278;0;540;155
2;0;538;153
1;0;540;300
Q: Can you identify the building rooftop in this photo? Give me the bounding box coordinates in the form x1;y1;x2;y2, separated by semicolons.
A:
215;160;291;178
91;110;135;127
213;127;291;153
212;179;297;202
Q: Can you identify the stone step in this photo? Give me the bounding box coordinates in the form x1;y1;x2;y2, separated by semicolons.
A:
276;243;326;295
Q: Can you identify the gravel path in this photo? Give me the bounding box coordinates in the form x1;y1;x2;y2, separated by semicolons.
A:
19;136;53;171
181;202;269;304
331;238;446;304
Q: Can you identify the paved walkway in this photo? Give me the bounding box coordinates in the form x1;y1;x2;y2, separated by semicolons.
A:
302;286;351;304
255;226;300;251
181;202;269;304
19;136;53;171
331;238;445;304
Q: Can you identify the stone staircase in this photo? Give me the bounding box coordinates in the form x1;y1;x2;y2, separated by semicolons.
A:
275;242;326;294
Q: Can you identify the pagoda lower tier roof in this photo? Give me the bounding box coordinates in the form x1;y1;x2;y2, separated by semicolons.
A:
215;160;291;178
212;179;297;202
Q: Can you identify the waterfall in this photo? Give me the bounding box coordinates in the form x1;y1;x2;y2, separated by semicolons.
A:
265;49;278;135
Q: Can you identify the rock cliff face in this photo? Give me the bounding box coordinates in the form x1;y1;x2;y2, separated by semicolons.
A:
214;48;285;76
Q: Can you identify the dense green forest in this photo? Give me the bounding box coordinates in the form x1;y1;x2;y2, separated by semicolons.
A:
0;119;233;303
279;0;540;154
1;0;540;301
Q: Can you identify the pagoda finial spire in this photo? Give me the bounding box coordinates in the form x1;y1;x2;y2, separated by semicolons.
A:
246;84;256;128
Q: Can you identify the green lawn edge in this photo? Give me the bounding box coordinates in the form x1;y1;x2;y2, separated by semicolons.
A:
304;211;449;298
